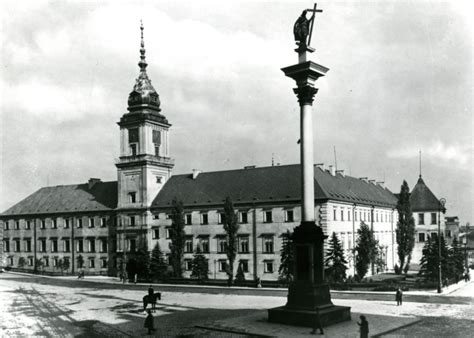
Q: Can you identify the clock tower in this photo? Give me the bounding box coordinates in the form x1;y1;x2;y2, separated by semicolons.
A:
116;22;174;230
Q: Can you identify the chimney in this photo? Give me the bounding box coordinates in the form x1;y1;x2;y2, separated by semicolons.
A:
377;181;385;188
359;177;368;183
315;163;324;170
368;179;376;185
328;165;336;176
88;178;101;189
336;169;345;177
192;169;201;179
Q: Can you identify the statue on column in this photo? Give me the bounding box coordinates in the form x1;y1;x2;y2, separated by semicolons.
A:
293;10;314;47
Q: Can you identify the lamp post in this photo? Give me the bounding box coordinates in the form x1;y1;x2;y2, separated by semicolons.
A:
437;198;446;293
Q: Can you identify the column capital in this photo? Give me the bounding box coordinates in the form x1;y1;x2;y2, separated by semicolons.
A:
293;86;318;105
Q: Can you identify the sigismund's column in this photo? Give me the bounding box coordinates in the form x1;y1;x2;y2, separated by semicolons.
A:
268;5;351;327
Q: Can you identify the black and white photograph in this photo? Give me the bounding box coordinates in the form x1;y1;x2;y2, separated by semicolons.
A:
0;0;472;336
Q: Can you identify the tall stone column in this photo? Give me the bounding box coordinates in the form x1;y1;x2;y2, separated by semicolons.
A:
268;47;351;328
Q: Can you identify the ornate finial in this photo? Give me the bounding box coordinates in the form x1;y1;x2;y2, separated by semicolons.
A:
139;20;147;71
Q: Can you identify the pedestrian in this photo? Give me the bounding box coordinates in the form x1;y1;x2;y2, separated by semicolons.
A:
144;309;156;335
357;315;369;338
256;277;262;288
310;308;324;335
396;287;403;306
134;273;138;284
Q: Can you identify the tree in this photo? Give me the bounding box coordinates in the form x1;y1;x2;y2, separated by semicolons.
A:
235;261;246;286
325;232;348;283
76;255;84;269
35;258;44;272
190;245;209;281
18;257;26;268
62;258;70;273
223;197;239;286
278;230;294;283
133;243;150;279
150;243;168;281
419;234;450;282
355;222;378;280
169;198;186;277
450;237;465;282
395;180;416;274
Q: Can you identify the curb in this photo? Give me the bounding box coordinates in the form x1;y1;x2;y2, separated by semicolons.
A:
194;325;272;337
371;318;423;337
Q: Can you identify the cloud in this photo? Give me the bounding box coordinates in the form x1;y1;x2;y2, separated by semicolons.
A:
387;141;472;170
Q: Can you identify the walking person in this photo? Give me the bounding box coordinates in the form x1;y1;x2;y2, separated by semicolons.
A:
396;287;403;306
357;315;369;338
310;307;324;335
134;273;138;284
144;309;156;335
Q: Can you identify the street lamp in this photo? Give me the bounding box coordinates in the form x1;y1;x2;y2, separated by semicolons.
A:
437;198;446;293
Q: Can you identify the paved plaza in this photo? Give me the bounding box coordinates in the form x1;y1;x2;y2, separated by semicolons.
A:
0;272;473;337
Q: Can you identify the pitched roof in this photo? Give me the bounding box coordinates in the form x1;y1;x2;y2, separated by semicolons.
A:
410;176;442;212
152;164;397;209
1;181;117;217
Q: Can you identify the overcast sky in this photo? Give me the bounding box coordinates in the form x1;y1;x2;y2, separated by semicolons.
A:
0;0;472;223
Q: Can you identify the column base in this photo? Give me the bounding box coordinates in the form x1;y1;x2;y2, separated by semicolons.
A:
268;304;351;328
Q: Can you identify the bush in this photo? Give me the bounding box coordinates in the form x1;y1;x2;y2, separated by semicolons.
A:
394;264;401;274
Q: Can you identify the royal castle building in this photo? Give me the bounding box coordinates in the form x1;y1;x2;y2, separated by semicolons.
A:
0;25;399;281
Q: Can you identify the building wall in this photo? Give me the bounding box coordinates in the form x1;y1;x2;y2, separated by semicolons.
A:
412;210;446;268
1;213;115;275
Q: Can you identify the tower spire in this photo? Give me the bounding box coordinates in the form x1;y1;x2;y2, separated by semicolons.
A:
139;20;147;71
419;149;422;178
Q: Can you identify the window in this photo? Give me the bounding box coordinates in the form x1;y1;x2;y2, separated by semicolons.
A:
88;239;96;253
77;219;83;228
129;192;137;203
285;210;294;222
100;218;107;227
184;259;192;271
263;236;274;253
53;257;59;267
3;240;10;252
130;144;137;156
185;214;192;225
52;219;57;229
155;145;160;157
65;219;70;228
218;260;227;272
89;218;95;228
418;213;425;225
4;221;9;230
15;221;20;230
431;213;437;225
341;210;344;221
76;239;84;253
185;237;193;253
26;220;31;230
333;209;337;221
418;233;425;242
51;239;58;253
39;239;46;252
264;211;273;223
153;214;159;220
63;239;70;252
101;258;107;269
129;239;136;253
264;261;274;273
28;257;34;266
240;212;248;224
239;236;249;253
14;239;20;252
431;232;437;240
355;211;358;221
201;213;209;225
200;237;210;253
24;239;32;252
348;210;351;221
88;258;95;268
218;213;225;224
8;256;14;266
129;128;139;143
218;237;227;253
239;260;249;273
376;213;379;222
445;230;452;238
166;228;171;239
156;176;162;184
100;238;107;252
153;130;161;157
129;216;136;227
41;220;46;229
43;257;49;267
153;228;160;239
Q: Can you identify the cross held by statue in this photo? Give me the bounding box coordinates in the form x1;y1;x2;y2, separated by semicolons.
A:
293;3;323;50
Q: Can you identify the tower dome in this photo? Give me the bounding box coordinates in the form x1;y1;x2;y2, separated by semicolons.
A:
127;21;161;112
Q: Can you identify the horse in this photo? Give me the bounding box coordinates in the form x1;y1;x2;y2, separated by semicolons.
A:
143;292;161;310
